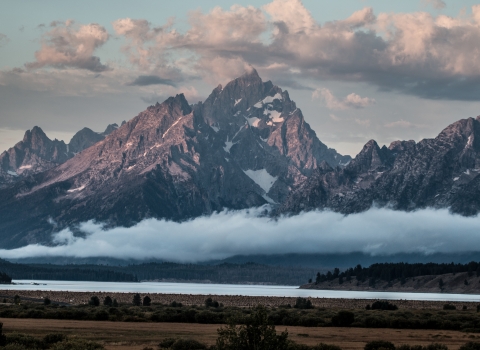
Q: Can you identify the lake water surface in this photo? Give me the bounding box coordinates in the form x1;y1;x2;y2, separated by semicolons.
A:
3;280;480;302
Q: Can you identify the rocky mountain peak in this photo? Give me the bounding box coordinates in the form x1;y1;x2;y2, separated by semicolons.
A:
102;123;119;136
346;139;393;175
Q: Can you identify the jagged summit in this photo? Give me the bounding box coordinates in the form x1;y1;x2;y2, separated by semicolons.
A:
280;115;480;216
0;69;353;247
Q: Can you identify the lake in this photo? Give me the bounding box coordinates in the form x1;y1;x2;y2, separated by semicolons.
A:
3;280;480;302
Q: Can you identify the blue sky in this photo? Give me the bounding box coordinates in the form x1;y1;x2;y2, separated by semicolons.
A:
2;0;480;156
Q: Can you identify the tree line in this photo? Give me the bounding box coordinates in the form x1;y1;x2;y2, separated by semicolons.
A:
0;259;316;285
313;261;480;285
0;259;137;282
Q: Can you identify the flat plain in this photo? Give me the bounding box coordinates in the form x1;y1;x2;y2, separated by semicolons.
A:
2;318;480;350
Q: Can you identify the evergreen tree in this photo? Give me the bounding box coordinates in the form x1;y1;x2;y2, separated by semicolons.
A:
89;296;100;306
103;296;113;306
132;293;141;306
143;295;151;306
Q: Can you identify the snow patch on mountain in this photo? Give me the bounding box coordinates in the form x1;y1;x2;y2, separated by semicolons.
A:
163;117;183;138
67;185;86;193
243;169;277;193
245;116;261;127
263;93;282;104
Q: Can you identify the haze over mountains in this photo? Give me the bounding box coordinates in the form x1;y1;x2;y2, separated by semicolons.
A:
0;69;480;251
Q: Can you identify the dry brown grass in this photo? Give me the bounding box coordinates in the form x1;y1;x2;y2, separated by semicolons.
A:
2;318;480;350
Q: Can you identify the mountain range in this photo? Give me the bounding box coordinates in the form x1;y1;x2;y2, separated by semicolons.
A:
0;68;479;248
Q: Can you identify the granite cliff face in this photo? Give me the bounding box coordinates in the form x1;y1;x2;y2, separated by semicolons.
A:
0;70;350;247
279;116;480;216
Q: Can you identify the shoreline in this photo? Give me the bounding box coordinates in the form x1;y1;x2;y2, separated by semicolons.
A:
1;289;479;309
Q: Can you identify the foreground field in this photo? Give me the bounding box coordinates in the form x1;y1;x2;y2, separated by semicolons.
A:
2;318;480;350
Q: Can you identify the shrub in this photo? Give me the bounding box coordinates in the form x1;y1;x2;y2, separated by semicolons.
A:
460;342;480;350
331;311;355;327
51;339;105;350
143;296;151;306
364;340;395;350
159;338;177;348
94;310;109;321
13;295;20;305
112;299;118;307
216;306;289;350
371;301;398;310
88;296;100;307
132;294;141;306
44;297;51;306
205;298;219;308
4;344;30;350
477;305;480;313
44;333;67;345
170;301;183;307
5;333;44;349
424;344;449;350
103;296;112;307
443;304;456;310
171;338;207;350
314;344;343;350
294;298;313;309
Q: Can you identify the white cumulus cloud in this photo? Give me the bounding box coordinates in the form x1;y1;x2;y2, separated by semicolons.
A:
313;88;375;110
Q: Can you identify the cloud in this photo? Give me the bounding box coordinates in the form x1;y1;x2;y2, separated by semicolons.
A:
329;114;341;122
108;1;480;101
1;208;480;262
355;118;371;127
0;33;8;47
385;120;414;128
422;0;446;10
127;75;176;87
313;88;375;110
25;21;109;72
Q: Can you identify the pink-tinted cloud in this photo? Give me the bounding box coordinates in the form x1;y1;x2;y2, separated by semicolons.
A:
110;1;480;101
313;88;375;110
26;21;109;72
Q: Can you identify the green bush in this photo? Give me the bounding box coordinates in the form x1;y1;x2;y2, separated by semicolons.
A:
331;311;354;327
43;333;67;345
5;333;44;349
51;339;105;350
4;344;30;350
371;301;398;311
159;338;177;348
88;296;100;307
443;304;456;310
460;342;480;350
94;310;109;321
171;338;207;350
294;298;314;310
364;340;395;350
314;344;343;350
424;344;449;350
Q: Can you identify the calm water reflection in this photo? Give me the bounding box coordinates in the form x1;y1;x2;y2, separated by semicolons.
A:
3;280;480;302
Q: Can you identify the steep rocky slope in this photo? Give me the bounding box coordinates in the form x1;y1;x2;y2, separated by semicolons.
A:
0;123;120;188
0;70;350;248
280;116;480;215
